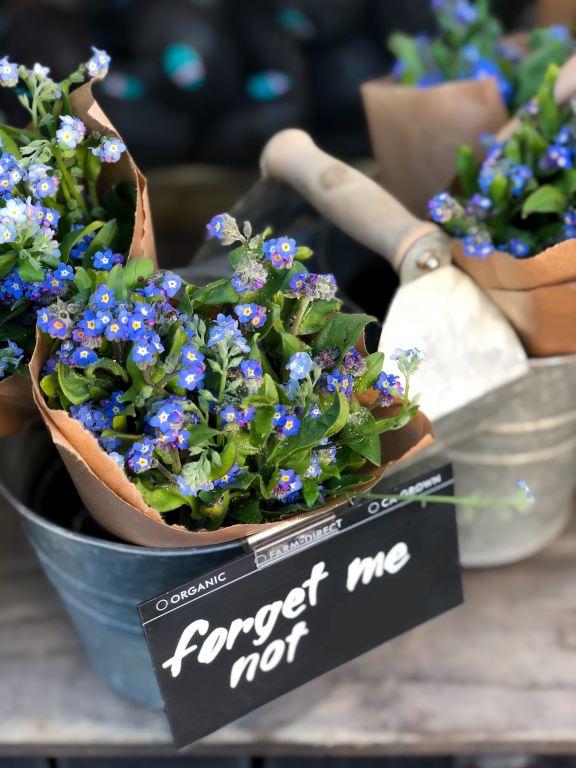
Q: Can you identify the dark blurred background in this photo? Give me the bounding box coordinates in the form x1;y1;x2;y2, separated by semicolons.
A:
0;0;537;305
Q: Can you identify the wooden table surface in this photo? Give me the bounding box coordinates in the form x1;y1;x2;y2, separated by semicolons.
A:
3;494;576;759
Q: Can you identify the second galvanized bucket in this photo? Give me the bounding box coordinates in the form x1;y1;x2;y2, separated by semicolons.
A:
446;353;576;568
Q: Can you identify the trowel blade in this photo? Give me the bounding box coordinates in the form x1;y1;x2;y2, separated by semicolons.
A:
378;265;529;424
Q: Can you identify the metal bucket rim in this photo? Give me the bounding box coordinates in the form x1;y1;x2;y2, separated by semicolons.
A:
0;478;244;557
529;351;576;368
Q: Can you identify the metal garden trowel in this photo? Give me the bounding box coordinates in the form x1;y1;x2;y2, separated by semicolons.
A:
260;129;529;431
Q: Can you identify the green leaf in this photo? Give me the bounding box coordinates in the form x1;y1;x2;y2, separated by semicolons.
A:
208;437;237;481
18;260;44;283
514;42;565;111
311;313;375;363
298;299;340;334
553;169;576;195
193;280;238;308
186;424;221;448
60;220;105;262
322;474;375;495
281;332;309;361
488;173;509;210
73;266;92;293
228;246;244;268
85;357;129;382
302;477;320;509
40;372;60;398
250;405;275;448
388;32;426;82
227;497;262;524
132;478;184;512
349;434;381;466
522;184;566;217
269;391;342;465
536;62;561;141
57;360;91;405
82;219;119;269
123;257;154;291
353;352;384;393
125;344;148;392
0;128;22;160
106;263;128;302
456;145;480;198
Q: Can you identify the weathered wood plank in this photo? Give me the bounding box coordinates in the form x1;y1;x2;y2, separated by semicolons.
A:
2;494;576;757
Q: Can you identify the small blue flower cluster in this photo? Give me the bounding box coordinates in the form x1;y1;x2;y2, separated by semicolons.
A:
288;271;337;301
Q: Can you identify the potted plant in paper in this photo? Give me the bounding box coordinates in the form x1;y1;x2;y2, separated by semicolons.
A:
0;49;155;436
31;214;433;546
428;63;576;355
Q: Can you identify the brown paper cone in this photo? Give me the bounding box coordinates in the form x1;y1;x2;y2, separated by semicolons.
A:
537;0;576;26
0;80;157;438
29;334;434;548
361;76;508;218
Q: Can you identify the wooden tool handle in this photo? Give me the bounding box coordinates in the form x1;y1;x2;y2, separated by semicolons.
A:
260;129;439;271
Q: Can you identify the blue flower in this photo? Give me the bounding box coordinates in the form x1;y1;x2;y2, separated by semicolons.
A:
286;351;313;380
71;347;97;366
508;239;530;257
149;402;182;433
105;317;126;341
327;370;353;393
454;0;478;24
546;145;573;170
235;303;258;322
133;437;155;456
0;57;18;86
273;405;287;426
278;468;302;492
34;176;56;198
238;407;256;426
148;333;164;353
556;126;572;145
93;248;114;270
109;452;125;468
207;214;224;238
5;271;23;298
174;475;193;497
101;435;121;452
56;120;80;150
214;463;243;488
264;239;285;268
241;359;262;378
100;139;126;163
94;284;116;310
250;313;266;328
276;236;297;259
175;429;190;449
282;415;300;436
281;379;300;400
181;344;204;366
87;47;111;78
308;402;322;419
47;318;68;339
0;223;15;243
305;455;322;478
37;308;51;332
127;313;147;340
134;301;156;319
221;405;241;424
289;271;308;294
79;310;103;338
162;274;181;297
132;338;154;363
130;454;152;473
374;371;404;396
97;309;113;327
177;365;205;390
518;480;535;501
231;275;249;293
54;263;73;281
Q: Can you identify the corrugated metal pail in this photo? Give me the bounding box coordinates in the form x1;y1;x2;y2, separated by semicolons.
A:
445;353;576;568
0;432;244;710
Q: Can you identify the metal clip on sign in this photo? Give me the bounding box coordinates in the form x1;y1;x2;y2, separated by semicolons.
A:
246;511;340;569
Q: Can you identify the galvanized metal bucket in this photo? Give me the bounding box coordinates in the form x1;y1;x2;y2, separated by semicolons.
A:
446;353;576;568
0;432;244;710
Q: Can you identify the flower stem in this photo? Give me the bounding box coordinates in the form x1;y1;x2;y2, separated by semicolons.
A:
53;146;91;221
349;491;532;513
155;461;178;485
291;296;310;335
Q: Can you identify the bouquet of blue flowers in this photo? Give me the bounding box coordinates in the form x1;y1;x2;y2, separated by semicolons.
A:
0;49;156;436
428;63;576;356
389;0;574;109
30;214;433;546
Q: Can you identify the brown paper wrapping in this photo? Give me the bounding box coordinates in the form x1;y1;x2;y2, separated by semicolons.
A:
452;239;576;357
538;0;576;26
361;76;508;218
30;334;434;548
0;80;157;438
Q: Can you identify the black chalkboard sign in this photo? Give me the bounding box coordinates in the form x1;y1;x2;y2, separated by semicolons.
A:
139;464;462;748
